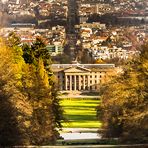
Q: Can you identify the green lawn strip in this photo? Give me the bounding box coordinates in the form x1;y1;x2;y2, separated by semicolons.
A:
61;98;101;128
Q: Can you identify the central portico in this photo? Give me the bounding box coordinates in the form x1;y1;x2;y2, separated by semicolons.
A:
64;66;91;91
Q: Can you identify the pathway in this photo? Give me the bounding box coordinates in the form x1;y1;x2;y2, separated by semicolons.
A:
59;128;101;140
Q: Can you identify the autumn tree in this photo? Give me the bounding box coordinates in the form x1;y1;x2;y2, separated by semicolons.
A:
0;39;31;146
21;59;57;144
99;43;148;143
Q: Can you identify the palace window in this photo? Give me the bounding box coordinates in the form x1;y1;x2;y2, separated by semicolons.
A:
90;86;92;90
62;86;65;90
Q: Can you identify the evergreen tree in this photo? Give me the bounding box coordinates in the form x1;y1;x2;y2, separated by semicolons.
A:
22;37;64;144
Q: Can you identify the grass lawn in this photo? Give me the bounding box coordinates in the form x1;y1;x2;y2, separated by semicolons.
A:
61;98;102;128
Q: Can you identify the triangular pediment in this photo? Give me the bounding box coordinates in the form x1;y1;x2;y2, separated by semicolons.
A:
64;66;91;73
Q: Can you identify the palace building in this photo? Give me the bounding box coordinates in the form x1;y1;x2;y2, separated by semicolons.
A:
51;63;116;92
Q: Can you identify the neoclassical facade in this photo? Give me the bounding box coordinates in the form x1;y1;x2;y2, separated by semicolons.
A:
51;63;116;91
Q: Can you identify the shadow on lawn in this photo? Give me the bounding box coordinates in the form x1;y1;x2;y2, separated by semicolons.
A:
65;114;97;120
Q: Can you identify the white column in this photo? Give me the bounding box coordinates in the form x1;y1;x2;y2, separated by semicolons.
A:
74;75;76;90
65;75;68;90
79;75;81;90
87;75;90;90
83;75;85;90
69;75;72;91
60;75;63;90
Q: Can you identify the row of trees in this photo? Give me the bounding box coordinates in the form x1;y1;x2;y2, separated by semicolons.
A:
0;33;63;146
99;43;148;143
